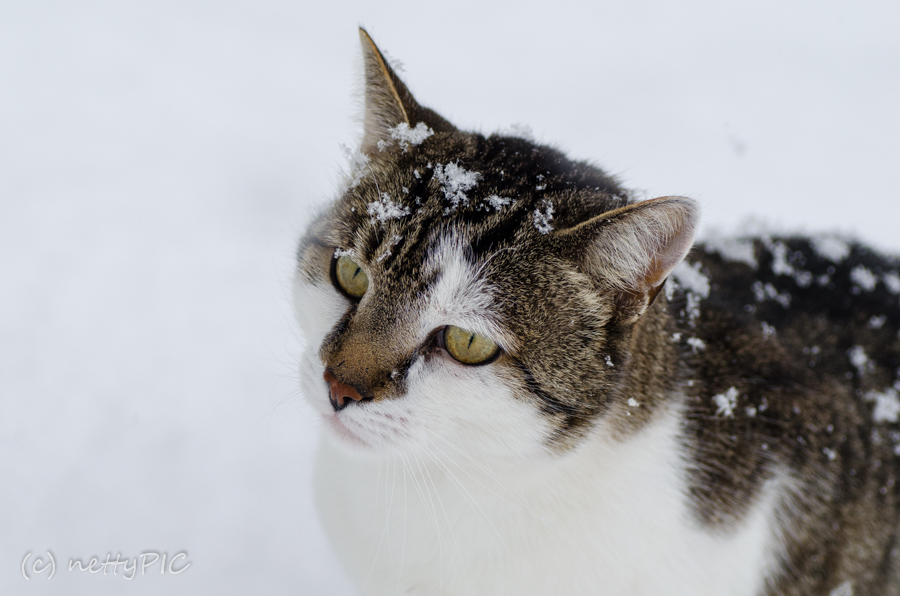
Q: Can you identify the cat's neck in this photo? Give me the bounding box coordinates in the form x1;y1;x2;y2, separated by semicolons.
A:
604;295;683;439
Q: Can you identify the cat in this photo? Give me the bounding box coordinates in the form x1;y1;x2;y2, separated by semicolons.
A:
293;28;900;595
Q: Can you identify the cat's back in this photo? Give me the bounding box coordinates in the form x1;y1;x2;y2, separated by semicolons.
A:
687;234;900;388
669;233;900;594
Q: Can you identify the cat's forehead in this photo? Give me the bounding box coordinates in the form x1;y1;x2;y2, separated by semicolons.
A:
327;132;631;267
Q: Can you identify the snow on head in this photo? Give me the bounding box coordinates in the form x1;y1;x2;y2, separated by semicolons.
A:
713;387;739;418
434;162;480;213
390;122;434;152
811;235;851;263
339;143;370;188
367;192;411;225
533;199;554;234
485;194;512;211
866;388;900;423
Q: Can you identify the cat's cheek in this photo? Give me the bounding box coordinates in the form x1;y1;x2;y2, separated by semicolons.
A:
294;277;347;418
292;275;346;347
299;349;333;417
407;359;554;459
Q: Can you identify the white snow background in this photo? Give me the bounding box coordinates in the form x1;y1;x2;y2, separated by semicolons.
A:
2;0;898;594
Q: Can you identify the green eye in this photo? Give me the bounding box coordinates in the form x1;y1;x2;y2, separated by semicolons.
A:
333;254;369;299
442;326;500;365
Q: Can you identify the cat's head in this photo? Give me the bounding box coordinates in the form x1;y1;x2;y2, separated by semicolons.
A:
294;29;698;460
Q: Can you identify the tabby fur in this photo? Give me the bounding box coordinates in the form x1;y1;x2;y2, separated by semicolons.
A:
293;28;900;595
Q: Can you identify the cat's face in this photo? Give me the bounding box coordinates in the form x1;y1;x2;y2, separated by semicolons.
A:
294;30;698;459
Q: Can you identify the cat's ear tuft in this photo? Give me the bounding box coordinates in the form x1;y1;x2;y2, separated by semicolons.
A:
567;196;699;315
358;28;456;154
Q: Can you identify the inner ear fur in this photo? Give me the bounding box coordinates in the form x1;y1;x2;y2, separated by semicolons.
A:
358;28;457;154
562;196;700;312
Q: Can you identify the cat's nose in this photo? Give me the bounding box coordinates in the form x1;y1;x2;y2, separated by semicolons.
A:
324;370;370;412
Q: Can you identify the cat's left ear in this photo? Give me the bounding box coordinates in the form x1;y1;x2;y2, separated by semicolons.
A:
359;28;456;154
562;196;700;319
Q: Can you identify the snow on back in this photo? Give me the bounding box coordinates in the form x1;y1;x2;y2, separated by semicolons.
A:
713;387;739;418
884;272;900;295
500;123;535;141
672;261;710;298
811;235;851;263
760;240;813;287
389;122;434;152
702;231;757;268
434;162;480;213
866;388;900;423
367;192;410;224
752;281;791;308
770;242;794;276
686;337;706;352
829;581;853;596
533;199;554;234
848;345;871;375
850;266;878;291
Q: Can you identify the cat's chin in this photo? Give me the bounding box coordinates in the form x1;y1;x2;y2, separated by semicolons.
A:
325;414;373;450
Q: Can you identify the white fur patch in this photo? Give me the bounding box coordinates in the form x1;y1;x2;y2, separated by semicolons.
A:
420;235;517;351
292;277;347;355
315;405;787;595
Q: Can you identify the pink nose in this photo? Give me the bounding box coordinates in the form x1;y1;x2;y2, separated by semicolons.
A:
324;370;367;411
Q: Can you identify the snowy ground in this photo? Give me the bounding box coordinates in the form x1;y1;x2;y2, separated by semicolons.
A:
1;0;898;594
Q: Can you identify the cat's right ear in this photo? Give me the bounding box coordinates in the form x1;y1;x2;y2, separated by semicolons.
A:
562;196;700;320
358;28;456;154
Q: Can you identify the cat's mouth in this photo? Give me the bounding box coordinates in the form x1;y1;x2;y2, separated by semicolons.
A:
324;404;415;452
